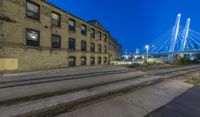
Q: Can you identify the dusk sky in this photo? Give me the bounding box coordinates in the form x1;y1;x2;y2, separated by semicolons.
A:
48;0;200;52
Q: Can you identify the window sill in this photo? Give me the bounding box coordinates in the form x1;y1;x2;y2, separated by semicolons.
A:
68;49;76;52
51;26;61;29
68;30;76;33
25;16;40;22
50;48;61;51
81;34;87;36
25;45;41;50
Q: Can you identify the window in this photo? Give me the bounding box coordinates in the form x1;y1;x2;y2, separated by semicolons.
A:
51;35;61;48
81;24;87;35
98;57;101;64
81;40;87;51
104;57;107;64
69;38;76;50
104;45;107;53
98;44;101;53
26;28;40;47
69;56;76;66
90;28;95;39
69;19;76;32
52;12;61;27
90;57;95;65
91;43;95;52
98;32;101;40
26;1;40;20
103;34;107;42
81;57;87;65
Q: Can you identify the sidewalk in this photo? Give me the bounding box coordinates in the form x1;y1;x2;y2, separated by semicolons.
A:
56;79;193;117
146;86;200;117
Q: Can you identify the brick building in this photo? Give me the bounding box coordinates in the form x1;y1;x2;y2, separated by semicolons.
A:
109;37;122;62
0;0;114;71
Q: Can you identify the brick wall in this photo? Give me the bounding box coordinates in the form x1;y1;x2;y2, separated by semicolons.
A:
0;0;110;71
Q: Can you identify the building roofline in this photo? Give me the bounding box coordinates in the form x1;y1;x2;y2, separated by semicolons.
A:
42;0;109;33
88;20;107;32
111;37;122;47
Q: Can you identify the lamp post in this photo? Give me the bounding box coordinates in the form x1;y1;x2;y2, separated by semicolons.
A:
145;45;149;62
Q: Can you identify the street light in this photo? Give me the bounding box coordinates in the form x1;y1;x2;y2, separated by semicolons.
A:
145;45;149;62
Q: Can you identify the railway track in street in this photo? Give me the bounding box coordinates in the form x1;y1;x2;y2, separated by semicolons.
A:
0;65;198;106
0;69;136;89
39;65;200;117
0;65;200;117
0;65;198;89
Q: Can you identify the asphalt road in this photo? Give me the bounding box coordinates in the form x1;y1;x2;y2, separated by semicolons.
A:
0;65;198;104
146;86;200;117
1;65;200;117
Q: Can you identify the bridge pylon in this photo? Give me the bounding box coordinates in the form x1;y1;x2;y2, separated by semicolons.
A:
180;18;190;52
169;14;181;53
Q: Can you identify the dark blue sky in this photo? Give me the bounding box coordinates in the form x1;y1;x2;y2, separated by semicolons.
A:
48;0;200;52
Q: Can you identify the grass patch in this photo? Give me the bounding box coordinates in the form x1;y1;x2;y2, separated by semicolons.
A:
127;63;142;68
186;77;200;86
126;62;164;68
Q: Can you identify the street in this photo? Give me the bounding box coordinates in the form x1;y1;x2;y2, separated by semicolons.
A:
0;65;200;117
1;0;200;117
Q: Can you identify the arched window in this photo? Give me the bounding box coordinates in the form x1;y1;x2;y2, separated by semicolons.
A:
98;57;101;64
81;57;87;65
90;57;95;65
69;56;76;66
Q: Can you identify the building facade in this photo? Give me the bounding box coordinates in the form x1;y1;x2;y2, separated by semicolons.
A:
0;0;111;71
109;37;122;62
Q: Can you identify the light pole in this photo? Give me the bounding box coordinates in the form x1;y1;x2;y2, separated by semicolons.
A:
145;45;149;62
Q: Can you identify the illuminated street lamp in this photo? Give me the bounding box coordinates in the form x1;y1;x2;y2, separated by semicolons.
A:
145;45;149;62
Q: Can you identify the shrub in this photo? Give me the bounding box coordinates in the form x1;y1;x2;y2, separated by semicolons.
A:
163;60;170;64
186;77;200;86
171;58;193;65
127;63;141;68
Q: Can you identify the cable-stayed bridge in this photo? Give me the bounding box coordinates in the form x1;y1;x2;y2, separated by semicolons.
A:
141;14;200;59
